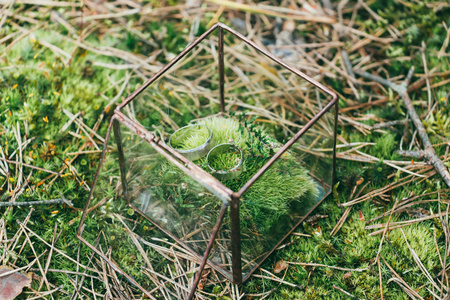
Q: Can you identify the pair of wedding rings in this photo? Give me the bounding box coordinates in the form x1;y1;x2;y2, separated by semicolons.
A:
168;124;243;180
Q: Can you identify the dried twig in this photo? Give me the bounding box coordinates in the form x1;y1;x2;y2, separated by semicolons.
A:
288;261;370;272
342;50;450;187
370;119;409;130
333;285;361;299
206;0;337;24
38;224;61;292
0;196;73;207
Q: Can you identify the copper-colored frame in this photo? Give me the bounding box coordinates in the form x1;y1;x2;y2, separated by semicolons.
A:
77;22;338;299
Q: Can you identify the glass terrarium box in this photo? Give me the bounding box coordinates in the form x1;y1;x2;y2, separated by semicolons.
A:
77;23;338;296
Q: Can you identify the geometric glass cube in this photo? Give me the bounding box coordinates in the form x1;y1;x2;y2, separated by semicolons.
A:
77;23;338;298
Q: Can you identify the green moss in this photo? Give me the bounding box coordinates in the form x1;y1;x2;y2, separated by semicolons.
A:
170;124;210;150
208;150;241;171
239;157;319;237
197;116;249;148
372;133;397;159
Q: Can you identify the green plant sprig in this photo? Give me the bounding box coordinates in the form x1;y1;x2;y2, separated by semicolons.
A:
208;151;241;171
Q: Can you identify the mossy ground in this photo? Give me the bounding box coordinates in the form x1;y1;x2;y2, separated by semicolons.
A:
1;0;450;299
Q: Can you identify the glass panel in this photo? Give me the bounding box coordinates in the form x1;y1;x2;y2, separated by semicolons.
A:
239;106;336;277
291;105;336;196
222;37;335;142
122;29;221;133
121;28;335;192
80;122;157;290
81;120;234;288
116;123;233;277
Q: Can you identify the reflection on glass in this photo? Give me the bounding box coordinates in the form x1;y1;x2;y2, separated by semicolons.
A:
239;108;335;277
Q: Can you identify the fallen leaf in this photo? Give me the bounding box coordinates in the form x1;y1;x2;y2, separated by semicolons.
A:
197;269;210;290
343;272;352;280
274;260;288;274
358;210;365;221
0;266;32;300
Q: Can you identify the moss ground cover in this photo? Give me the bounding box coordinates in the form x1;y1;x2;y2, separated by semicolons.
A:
1;0;450;299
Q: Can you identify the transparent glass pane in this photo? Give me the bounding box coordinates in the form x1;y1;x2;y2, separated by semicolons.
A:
223;37;334;143
80;123;157;291
81;120;234;287
122;30;221;133
116;122;233;277
239;106;336;277
122;28;334;190
291;106;336;196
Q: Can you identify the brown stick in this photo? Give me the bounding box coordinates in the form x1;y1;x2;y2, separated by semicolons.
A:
371;119;409;130
0;197;73;207
342;51;450;187
396;150;427;159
